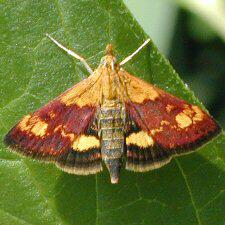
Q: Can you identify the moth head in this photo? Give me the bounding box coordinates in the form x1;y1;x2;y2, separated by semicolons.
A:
100;44;118;70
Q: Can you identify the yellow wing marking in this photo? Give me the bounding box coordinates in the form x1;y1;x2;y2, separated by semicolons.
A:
54;125;75;141
192;106;205;122
166;104;175;113
60;70;102;107
126;131;154;148
175;105;205;129
118;70;160;103
175;112;192;129
18;115;48;137
72;135;100;151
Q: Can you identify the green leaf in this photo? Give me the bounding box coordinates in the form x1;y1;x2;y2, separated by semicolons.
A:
0;1;224;225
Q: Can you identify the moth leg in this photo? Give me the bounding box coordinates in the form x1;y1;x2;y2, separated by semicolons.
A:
46;33;93;74
119;38;151;66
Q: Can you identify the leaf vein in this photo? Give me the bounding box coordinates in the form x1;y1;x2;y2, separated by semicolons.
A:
199;189;225;212
176;159;202;225
0;208;34;225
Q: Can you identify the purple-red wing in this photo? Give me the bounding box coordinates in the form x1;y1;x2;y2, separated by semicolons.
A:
123;72;220;151
4;73;101;159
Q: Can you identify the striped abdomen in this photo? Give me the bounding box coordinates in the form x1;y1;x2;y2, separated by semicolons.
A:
99;103;125;183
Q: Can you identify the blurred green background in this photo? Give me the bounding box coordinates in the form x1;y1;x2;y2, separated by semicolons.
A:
124;0;225;128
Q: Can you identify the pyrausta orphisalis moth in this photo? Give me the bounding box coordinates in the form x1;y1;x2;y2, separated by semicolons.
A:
4;35;221;184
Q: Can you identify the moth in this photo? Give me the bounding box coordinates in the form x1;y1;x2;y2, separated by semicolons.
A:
4;35;221;184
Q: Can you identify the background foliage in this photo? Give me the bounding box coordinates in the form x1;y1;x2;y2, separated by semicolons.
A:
0;0;224;225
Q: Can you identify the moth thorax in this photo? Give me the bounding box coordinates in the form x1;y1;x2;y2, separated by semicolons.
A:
101;71;119;100
102;84;117;100
98;102;125;184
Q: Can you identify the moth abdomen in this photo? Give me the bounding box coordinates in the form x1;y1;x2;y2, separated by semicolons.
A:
99;104;125;183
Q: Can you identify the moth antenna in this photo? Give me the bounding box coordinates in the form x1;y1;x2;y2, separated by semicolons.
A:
46;33;93;74
119;38;151;66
